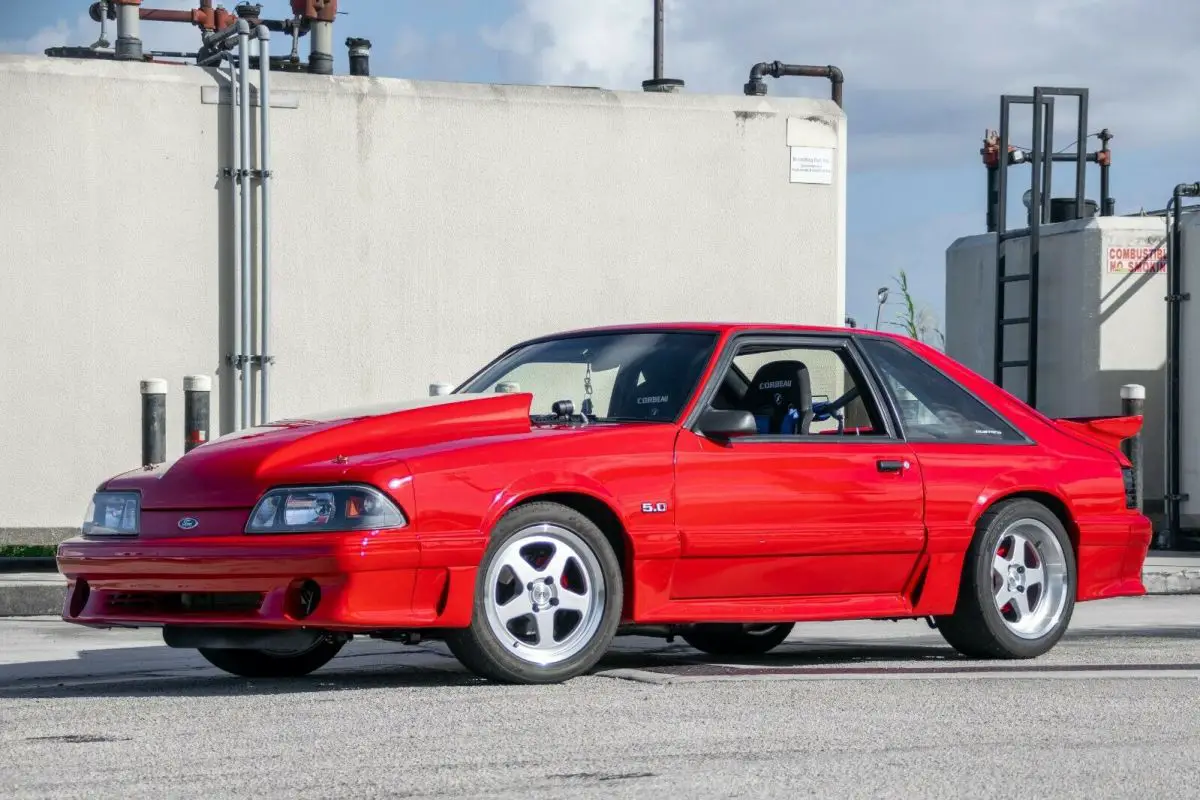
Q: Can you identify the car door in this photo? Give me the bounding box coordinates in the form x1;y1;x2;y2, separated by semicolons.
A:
670;333;927;601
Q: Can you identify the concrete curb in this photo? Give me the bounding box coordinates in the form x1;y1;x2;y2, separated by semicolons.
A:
0;580;64;617
1142;567;1200;595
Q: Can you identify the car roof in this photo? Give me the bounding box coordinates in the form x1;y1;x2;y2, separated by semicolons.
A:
528;321;911;342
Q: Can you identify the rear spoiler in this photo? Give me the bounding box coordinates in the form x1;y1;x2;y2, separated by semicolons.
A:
1053;415;1143;454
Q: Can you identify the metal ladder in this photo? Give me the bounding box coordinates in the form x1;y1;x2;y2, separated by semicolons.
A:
988;87;1095;407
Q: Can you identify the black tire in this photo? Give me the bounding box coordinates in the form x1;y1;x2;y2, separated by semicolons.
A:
681;623;795;656
934;498;1076;659
198;638;346;678
444;501;624;684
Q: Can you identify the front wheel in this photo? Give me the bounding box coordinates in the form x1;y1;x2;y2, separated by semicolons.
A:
682;623;795;656
935;499;1076;659
444;502;624;684
198;637;346;678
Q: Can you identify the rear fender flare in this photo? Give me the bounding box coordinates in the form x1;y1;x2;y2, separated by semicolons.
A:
967;472;1077;540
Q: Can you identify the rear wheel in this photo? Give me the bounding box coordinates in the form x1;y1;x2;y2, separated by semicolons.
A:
198;637;346;678
681;623;795;656
444;502;624;684
935;498;1075;659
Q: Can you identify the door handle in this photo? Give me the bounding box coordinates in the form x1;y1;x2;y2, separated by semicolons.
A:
876;458;909;473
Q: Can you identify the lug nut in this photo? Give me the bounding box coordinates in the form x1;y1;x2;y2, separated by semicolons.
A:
544;577;554;585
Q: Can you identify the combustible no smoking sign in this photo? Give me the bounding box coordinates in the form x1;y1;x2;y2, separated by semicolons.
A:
1107;245;1167;274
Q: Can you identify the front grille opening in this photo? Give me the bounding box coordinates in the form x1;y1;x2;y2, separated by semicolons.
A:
102;591;265;615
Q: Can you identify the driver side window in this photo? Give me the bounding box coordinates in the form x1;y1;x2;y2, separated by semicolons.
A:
713;341;887;437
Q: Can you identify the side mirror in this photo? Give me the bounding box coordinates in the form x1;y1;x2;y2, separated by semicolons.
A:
429;382;452;397
696;408;757;441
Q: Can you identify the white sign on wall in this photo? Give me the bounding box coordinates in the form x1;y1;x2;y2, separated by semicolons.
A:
789;146;833;185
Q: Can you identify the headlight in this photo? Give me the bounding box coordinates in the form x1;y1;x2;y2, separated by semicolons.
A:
82;492;141;536
245;485;408;534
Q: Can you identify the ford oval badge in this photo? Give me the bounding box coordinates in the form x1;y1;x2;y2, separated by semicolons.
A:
178;517;199;530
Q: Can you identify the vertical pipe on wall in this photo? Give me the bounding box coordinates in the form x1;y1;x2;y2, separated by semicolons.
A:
238;23;253;428
1162;183;1199;549
1074;91;1089;217
1028;89;1044;407
1099;129;1114;215
257;25;273;424
1121;384;1145;513
114;0;144;61
310;20;334;74
184;375;212;452
226;46;242;431
140;379;167;467
652;0;664;81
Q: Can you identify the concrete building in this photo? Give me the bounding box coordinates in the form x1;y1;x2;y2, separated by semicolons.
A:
0;52;848;543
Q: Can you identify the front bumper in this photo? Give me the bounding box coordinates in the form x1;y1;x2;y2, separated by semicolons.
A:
56;531;481;631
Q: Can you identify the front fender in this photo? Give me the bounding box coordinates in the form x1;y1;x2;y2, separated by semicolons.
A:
482;470;629;536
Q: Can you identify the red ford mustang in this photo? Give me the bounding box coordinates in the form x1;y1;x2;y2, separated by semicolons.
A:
57;323;1151;684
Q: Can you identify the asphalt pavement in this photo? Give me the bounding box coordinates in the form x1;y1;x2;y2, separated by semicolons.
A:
2;595;1199;798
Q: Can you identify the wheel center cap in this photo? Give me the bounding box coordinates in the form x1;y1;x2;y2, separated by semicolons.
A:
1007;564;1024;591
530;582;553;606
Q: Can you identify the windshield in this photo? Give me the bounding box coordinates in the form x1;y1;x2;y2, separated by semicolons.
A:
458;331;719;423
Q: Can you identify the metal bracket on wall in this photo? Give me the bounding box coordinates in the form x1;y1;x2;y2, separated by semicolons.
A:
220;168;274;181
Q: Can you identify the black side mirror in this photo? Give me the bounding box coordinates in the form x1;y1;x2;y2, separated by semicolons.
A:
696;408;757;441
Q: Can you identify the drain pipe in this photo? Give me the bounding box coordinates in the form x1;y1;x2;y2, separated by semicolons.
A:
200;19;252;429
237;22;253;428
257;24;274;424
743;61;844;108
347;37;371;76
1162;182;1200;549
113;0;144;61
291;0;338;74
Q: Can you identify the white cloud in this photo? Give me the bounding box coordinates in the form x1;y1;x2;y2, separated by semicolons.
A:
2;1;217;59
483;0;1200;167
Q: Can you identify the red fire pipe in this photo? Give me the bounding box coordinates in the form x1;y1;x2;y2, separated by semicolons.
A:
290;0;338;22
132;0;234;32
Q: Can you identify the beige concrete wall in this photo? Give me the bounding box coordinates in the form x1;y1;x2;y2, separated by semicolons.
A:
945;216;1169;506
0;54;847;538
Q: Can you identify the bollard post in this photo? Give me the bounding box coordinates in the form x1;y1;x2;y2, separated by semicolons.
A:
184;375;212;453
429;383;452;397
140;379;167;467
1120;383;1145;513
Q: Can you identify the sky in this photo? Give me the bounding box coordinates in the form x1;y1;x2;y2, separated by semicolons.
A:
6;0;1200;332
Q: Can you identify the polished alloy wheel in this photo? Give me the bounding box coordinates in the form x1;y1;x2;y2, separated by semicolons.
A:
991;518;1070;639
482;523;606;666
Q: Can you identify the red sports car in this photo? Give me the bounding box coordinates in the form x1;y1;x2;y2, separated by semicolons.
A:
57;323;1151;684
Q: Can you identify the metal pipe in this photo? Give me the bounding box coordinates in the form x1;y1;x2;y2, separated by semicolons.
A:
238;23;253;428
1163;182;1200;549
653;0;663;81
1121;383;1145;513
1075;91;1089;217
1040;98;1054;225
1029;87;1044;407
114;1;143;61
257;25;273;424
184;375;212;452
140;379;167;466
994;96;1011;385
309;20;333;74
224;48;241;430
1099;128;1114;215
743;62;844;108
346;37;371;76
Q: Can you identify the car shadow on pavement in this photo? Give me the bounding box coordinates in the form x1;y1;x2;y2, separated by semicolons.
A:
2;626;1196;700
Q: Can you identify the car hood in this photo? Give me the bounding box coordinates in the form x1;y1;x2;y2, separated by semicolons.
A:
104;392;535;509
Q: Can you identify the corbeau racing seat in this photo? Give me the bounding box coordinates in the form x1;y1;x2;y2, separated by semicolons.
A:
741;360;813;434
